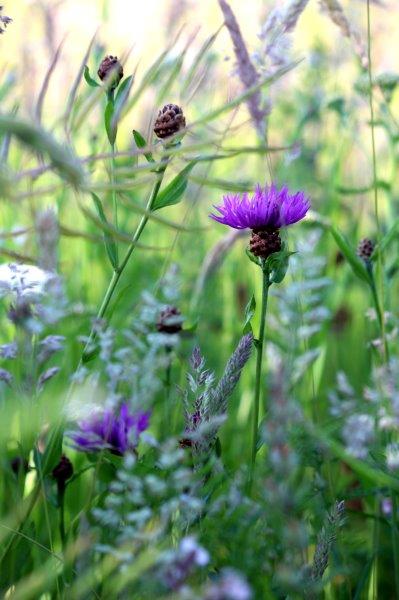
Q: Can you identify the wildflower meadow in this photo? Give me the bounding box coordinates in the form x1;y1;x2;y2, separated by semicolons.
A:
1;0;399;597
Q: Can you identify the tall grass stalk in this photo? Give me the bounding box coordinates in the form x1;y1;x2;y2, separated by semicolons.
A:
366;3;397;596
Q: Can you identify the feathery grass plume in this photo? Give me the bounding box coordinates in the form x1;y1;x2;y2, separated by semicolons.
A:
0;5;12;34
182;335;253;454
217;0;270;136
310;501;345;584
257;0;310;70
208;333;253;420
319;0;368;68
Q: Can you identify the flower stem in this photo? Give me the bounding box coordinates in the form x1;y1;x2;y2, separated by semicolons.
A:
390;492;399;594
110;143;118;244
366;0;388;363
58;484;66;551
81;157;169;359
251;266;270;470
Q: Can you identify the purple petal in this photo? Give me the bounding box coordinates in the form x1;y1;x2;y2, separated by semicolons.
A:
209;183;310;231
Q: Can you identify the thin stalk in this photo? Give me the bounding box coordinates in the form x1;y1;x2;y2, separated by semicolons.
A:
366;0;388;363
111;143;118;239
391;492;399;594
58;486;66;551
369;274;389;361
367;6;392;594
164;347;172;438
81;157;169;358
251;266;270;469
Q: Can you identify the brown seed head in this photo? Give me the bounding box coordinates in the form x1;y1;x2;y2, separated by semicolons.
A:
97;55;124;90
357;238;375;262
249;229;282;259
156;306;183;334
154;104;186;139
52;455;73;488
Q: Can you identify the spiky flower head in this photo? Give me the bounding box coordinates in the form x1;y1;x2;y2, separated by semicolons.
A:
154;104;186;139
69;403;149;456
210;183;310;231
97;55;124;90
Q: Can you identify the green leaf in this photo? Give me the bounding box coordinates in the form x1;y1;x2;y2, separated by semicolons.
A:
329;225;371;284
245;248;261;267
372;218;399;261
104;100;117;146
266;244;294;284
114;75;133;107
83;65;100;88
42;425;64;476
243;294;256;335
133;129;154;163
91;193;119;269
152;161;197;211
112;75;134;133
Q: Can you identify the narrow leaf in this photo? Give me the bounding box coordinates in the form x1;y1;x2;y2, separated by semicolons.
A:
329;225;371;284
104;100;117;146
372;218;399;261
133;129;154;163
152;161;197;211
243;294;256;335
83;65;100;88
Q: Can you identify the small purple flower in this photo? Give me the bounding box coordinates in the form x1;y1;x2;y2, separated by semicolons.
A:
69;403;150;455
210;183;310;231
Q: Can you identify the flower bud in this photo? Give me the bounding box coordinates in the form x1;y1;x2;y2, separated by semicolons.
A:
249;228;282;259
97;55;124;90
52;455;73;490
154;104;186;140
357;238;375;263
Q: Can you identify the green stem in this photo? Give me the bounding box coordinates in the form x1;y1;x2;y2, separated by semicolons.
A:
111;143;118;239
251;266;270;470
164;348;172;438
369;274;389;361
82;157;169;358
391;492;399;594
366;0;388;364
58;485;66;551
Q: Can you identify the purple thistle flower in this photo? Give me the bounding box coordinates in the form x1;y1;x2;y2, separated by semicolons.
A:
210;183;310;231
69;403;150;456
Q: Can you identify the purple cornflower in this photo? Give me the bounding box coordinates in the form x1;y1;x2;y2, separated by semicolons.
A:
210;183;309;230
210;183;309;260
69;403;150;455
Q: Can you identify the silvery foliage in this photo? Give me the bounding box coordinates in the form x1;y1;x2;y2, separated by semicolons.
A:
74;265;182;412
202;569;252;600
329;373;375;459
182;334;253;457
269;230;331;386
92;438;204;567
0;263;66;392
330;359;399;465
157;536;209;592
254;1;310;73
